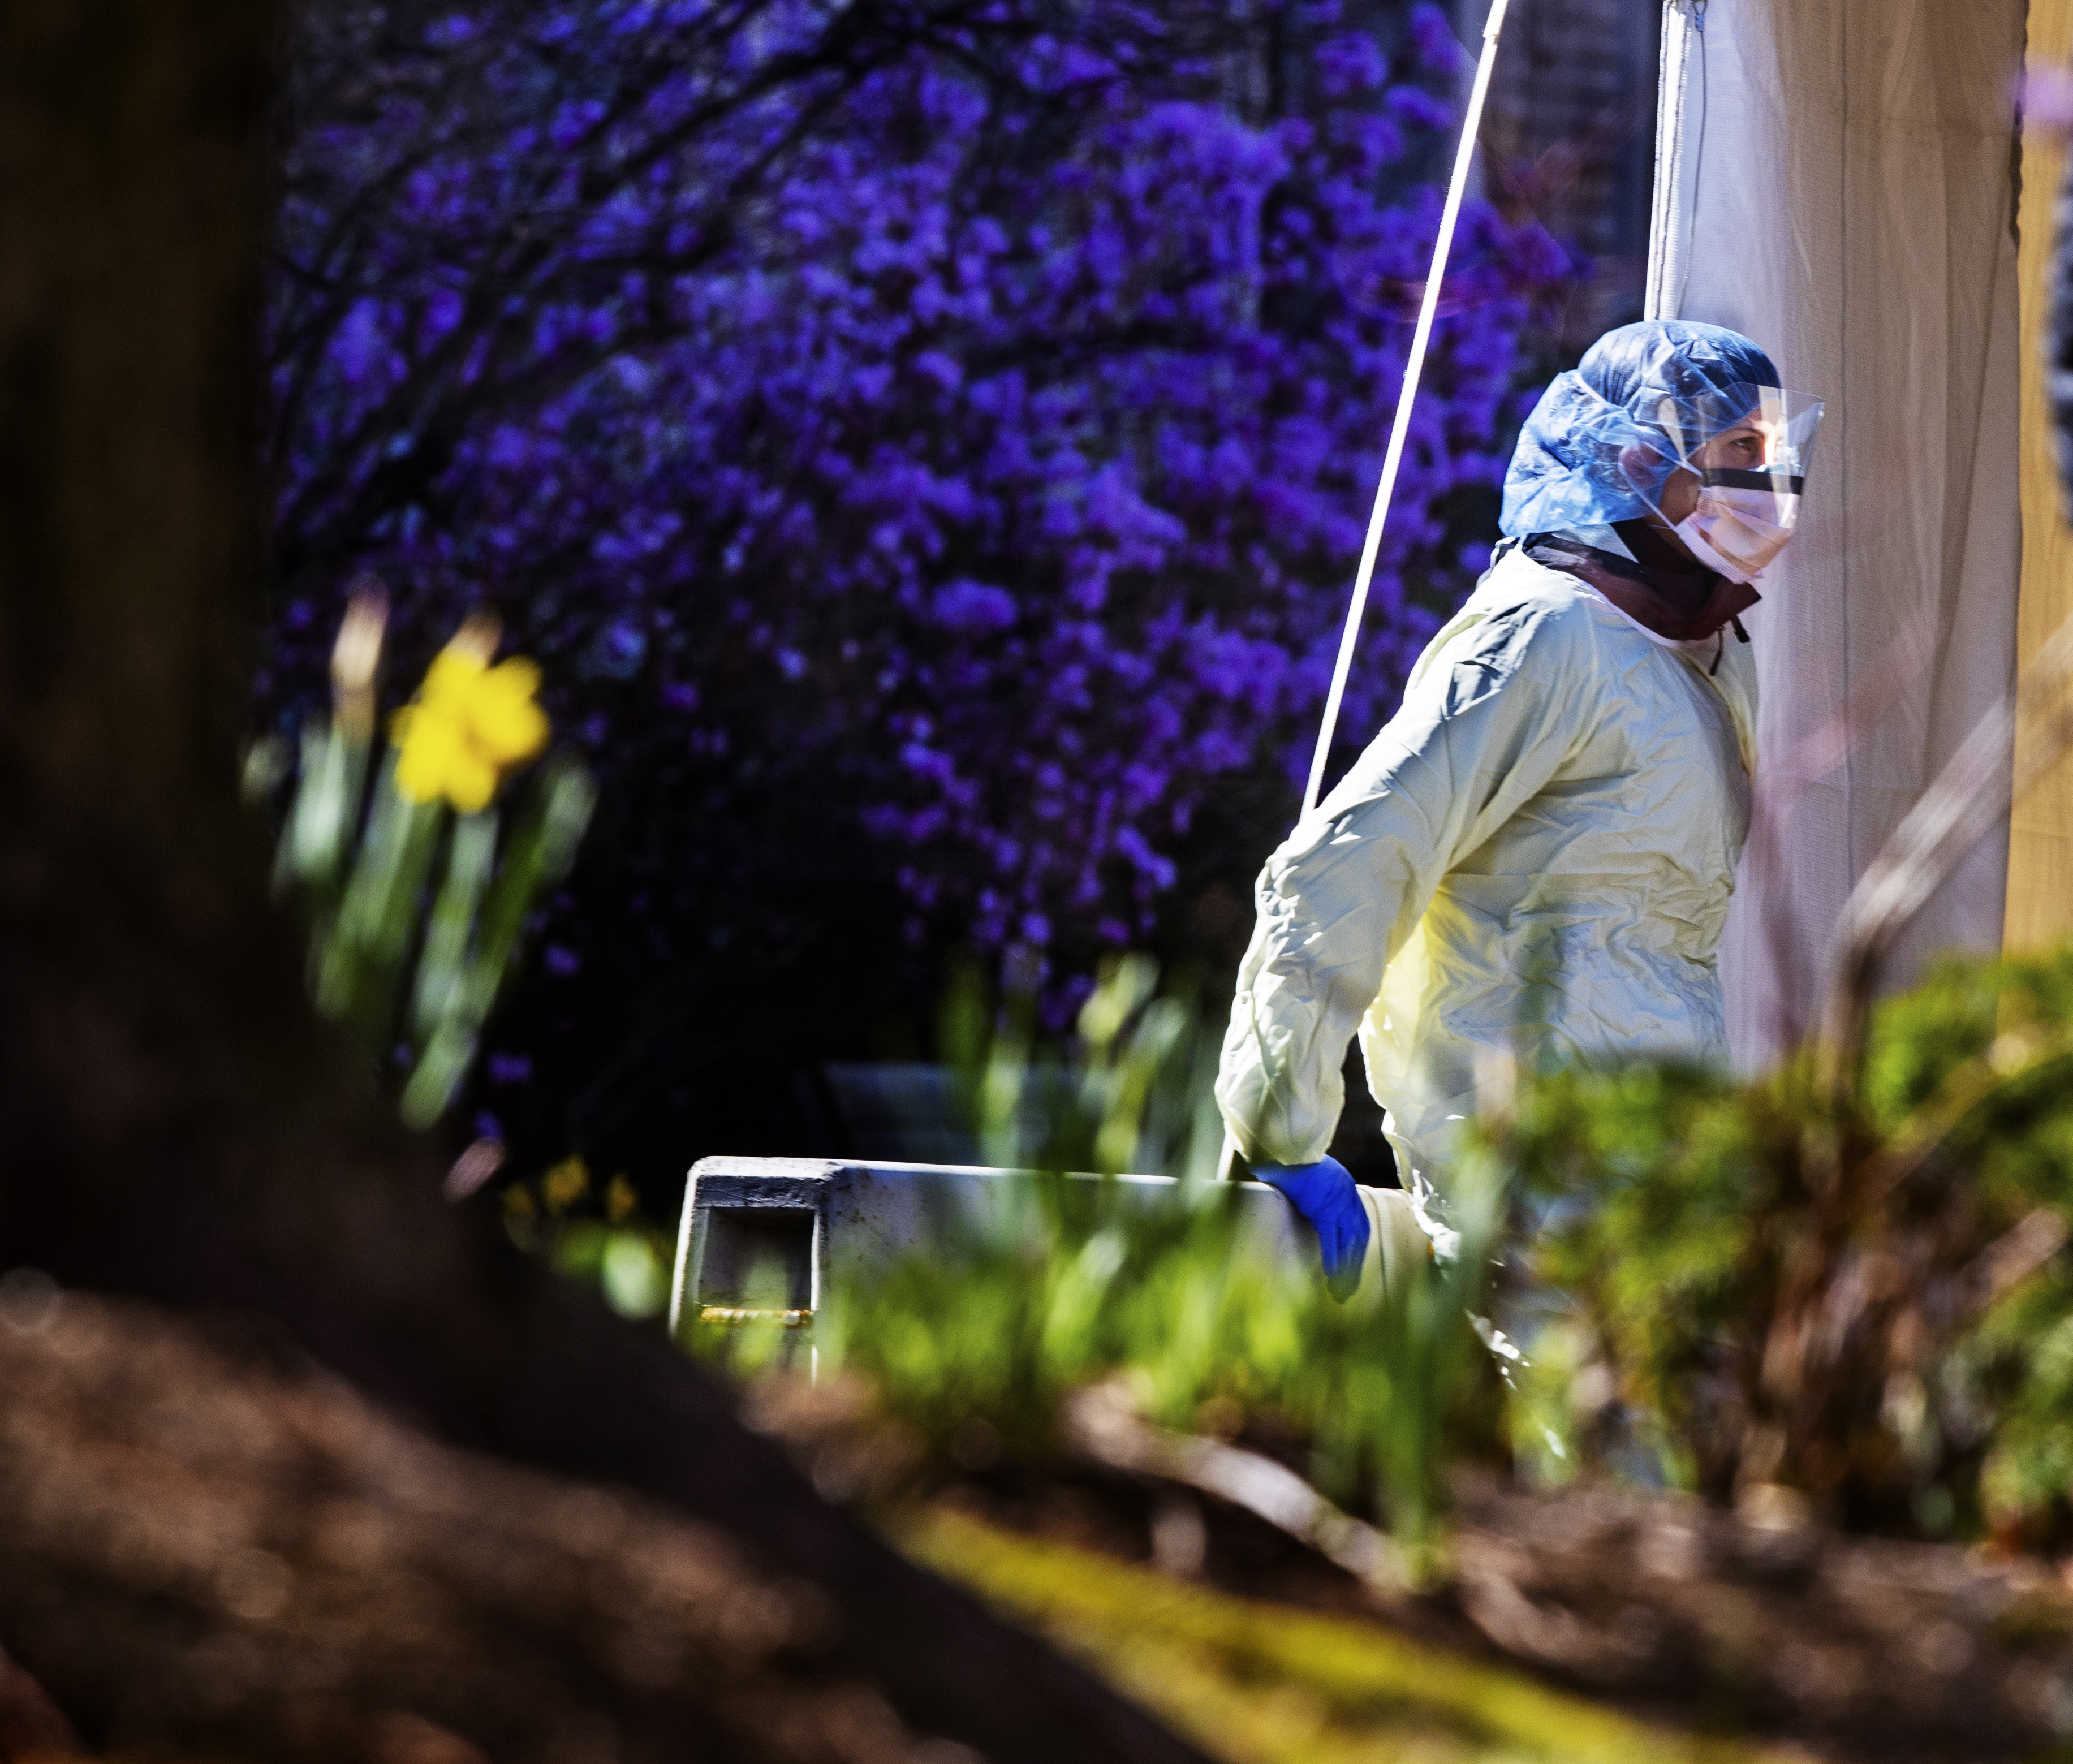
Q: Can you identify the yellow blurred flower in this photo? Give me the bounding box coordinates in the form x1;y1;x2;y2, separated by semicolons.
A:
540;1154;590;1214
391;616;550;813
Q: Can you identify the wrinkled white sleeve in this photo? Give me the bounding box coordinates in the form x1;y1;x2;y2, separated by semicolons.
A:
1215;601;1599;1166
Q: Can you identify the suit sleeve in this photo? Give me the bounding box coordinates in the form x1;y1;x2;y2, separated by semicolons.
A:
1215;600;1597;1166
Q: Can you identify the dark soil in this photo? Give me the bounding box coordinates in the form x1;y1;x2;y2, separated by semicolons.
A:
751;1378;2073;1764
0;1292;1200;1764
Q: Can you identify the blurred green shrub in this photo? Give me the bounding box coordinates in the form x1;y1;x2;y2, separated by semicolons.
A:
1493;947;2073;1541
502;1155;675;1321
703;955;1506;1566
683;930;2073;1558
247;582;595;1128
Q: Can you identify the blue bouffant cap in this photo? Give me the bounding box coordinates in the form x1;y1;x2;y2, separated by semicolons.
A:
1500;320;1783;537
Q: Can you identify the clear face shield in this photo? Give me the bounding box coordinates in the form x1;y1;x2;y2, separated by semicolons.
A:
1623;387;1826;584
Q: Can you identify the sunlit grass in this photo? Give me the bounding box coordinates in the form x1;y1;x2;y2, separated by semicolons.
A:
903;1507;1812;1764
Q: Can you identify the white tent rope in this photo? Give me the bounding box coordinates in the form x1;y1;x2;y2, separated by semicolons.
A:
1301;0;1515;819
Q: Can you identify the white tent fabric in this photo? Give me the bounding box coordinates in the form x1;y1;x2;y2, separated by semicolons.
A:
1645;0;2025;1066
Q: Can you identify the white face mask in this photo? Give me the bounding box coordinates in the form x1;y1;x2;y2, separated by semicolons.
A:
1673;474;1801;584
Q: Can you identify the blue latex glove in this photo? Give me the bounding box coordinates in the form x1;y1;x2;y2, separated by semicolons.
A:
1252;1155;1369;1296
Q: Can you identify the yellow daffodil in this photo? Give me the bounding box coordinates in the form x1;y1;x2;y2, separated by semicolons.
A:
391;616;550;813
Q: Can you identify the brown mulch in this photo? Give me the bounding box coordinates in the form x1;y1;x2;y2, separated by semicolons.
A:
0;1291;988;1764
750;1377;2073;1764
1440;1473;2073;1761
10;1287;2072;1764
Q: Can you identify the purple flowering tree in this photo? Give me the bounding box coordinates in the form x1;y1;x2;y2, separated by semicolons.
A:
264;0;1568;1172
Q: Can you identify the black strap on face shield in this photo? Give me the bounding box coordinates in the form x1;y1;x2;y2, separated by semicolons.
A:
1696;467;1805;494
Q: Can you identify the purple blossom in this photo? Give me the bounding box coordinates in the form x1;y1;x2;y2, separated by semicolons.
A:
264;0;1567;1021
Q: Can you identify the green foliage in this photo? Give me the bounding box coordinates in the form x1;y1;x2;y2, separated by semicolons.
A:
1964;1268;2073;1534
1493;947;2073;1534
682;931;2073;1551
1499;1059;1779;1489
709;956;1504;1559
502;1155;674;1321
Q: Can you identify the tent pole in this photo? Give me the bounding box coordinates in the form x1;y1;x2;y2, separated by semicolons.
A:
1301;0;1514;818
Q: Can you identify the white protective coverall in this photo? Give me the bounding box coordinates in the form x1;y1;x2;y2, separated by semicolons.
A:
1214;542;1756;1188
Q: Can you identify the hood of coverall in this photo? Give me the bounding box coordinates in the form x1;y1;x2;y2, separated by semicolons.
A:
1498;321;1820;569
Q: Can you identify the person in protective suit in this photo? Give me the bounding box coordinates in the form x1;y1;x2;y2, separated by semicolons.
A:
1216;320;1823;1283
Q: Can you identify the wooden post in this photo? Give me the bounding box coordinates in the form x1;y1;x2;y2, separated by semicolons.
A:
2009;0;2073;952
